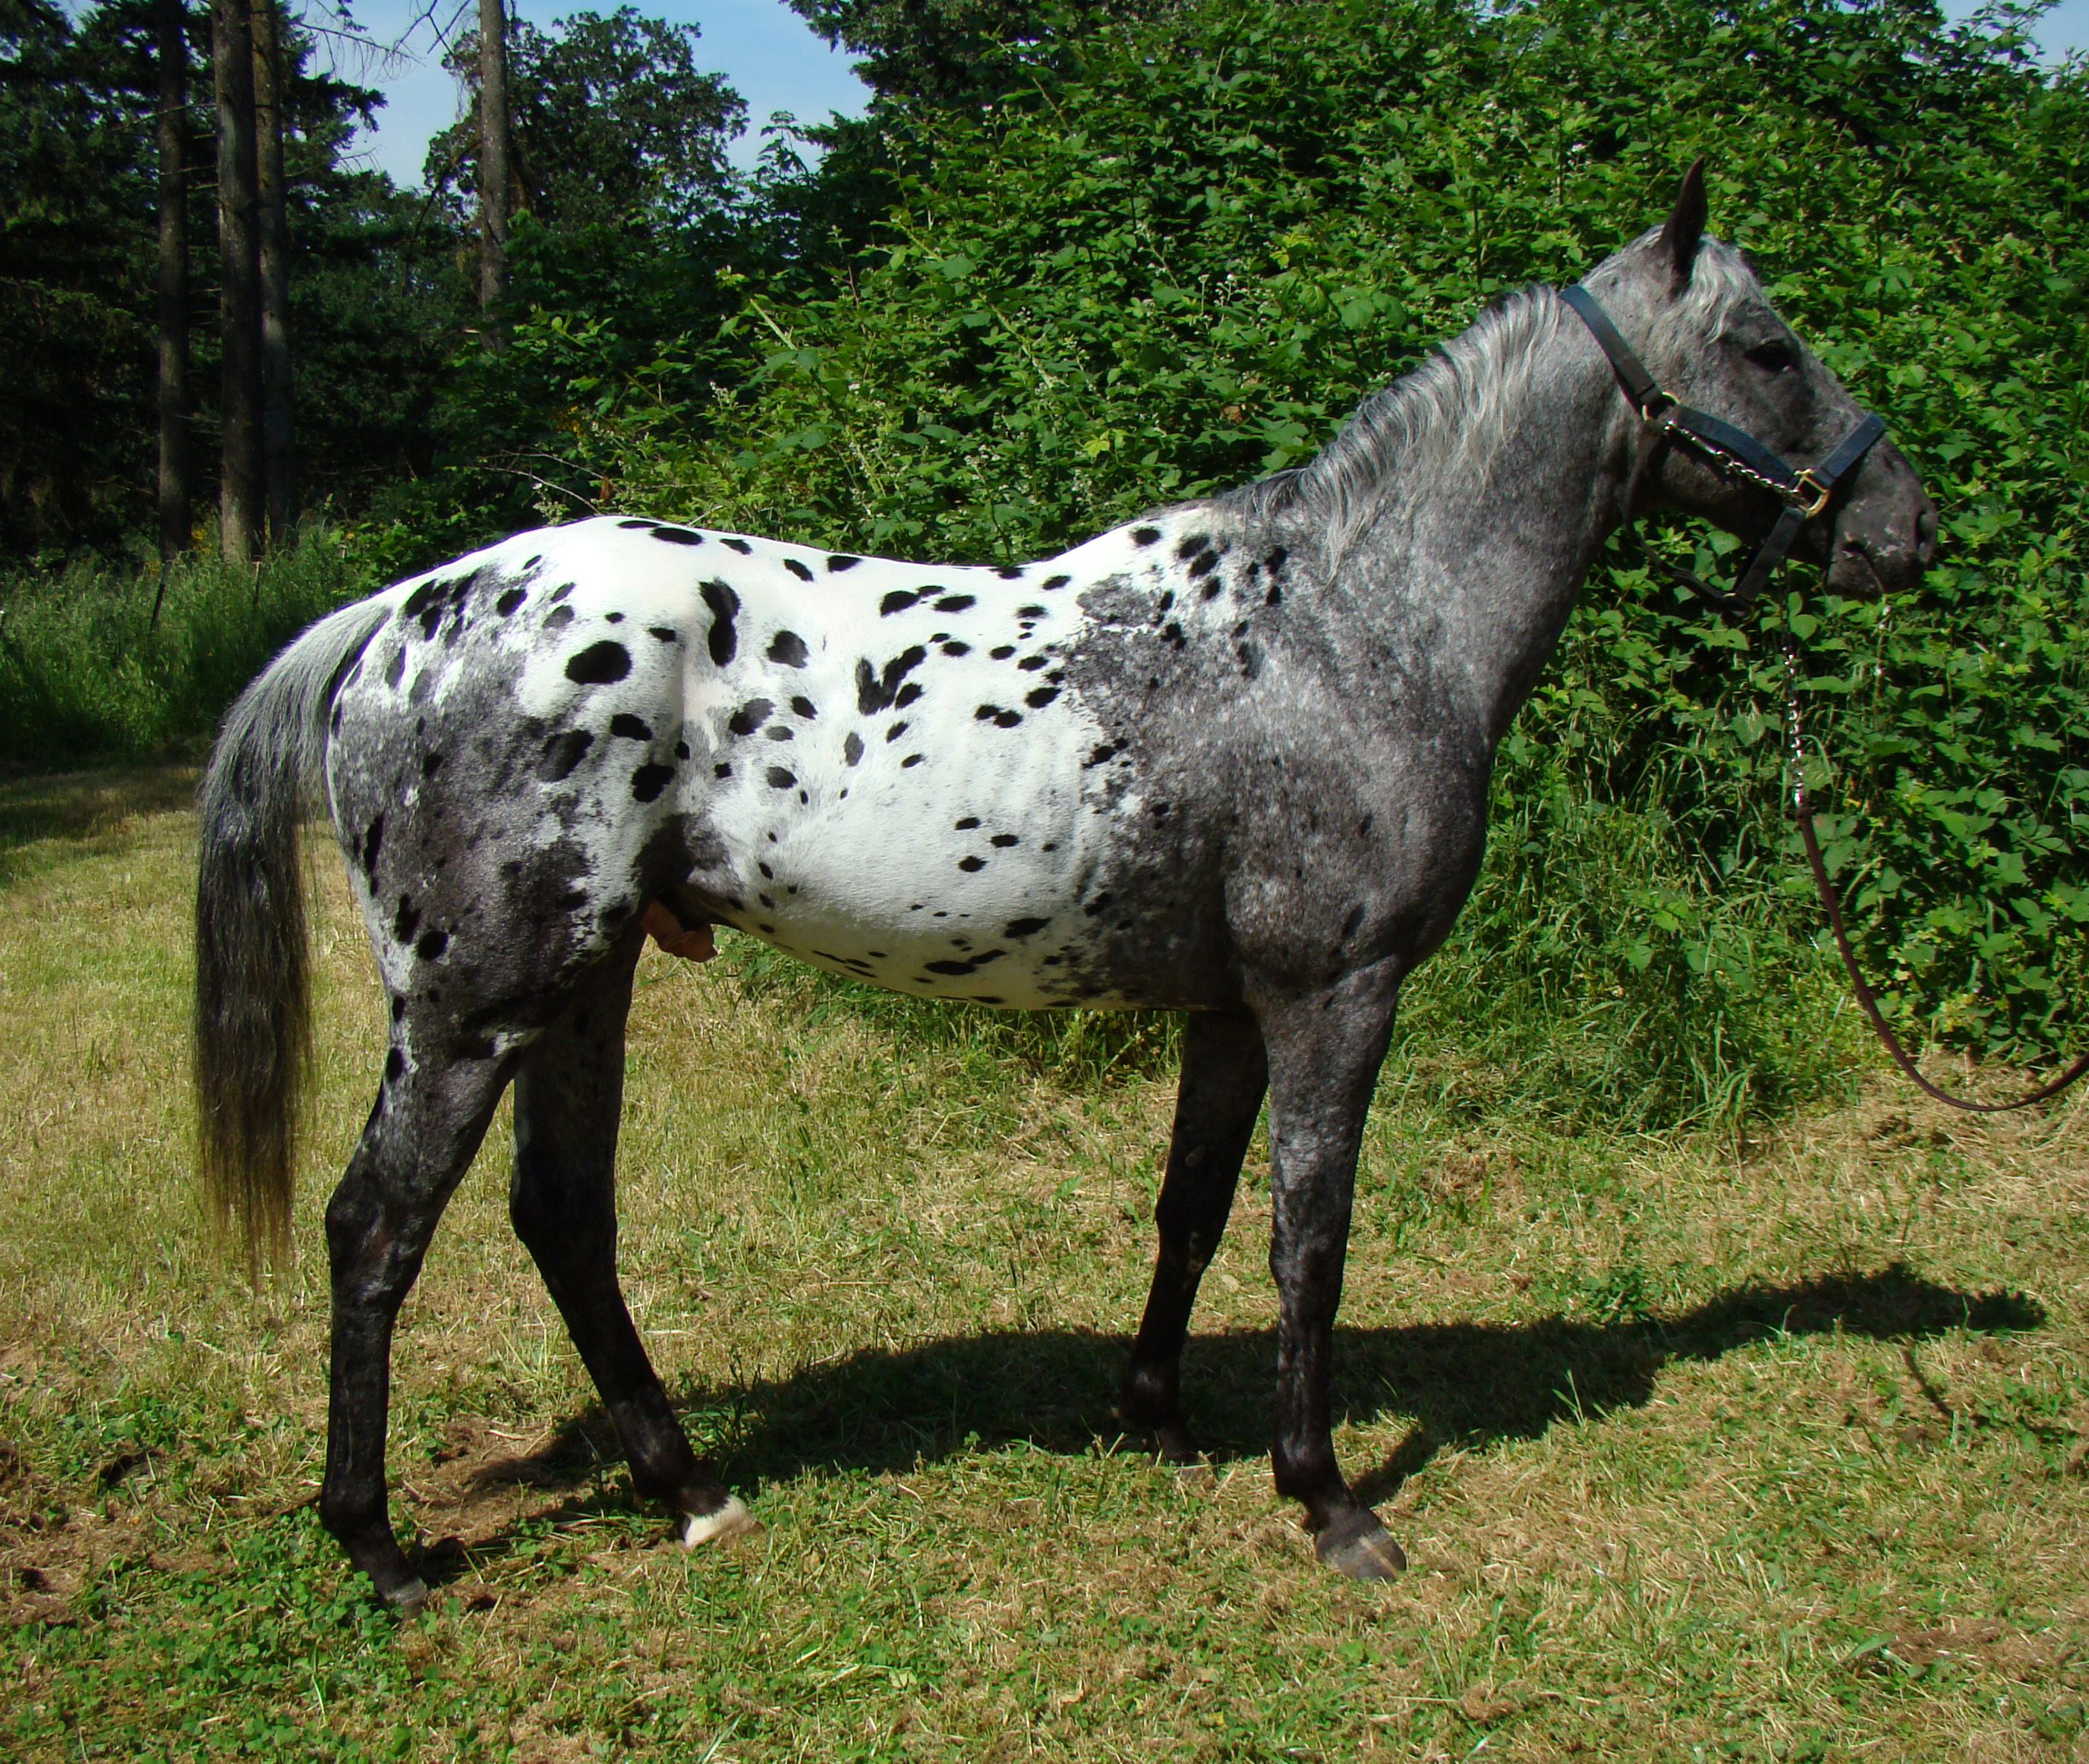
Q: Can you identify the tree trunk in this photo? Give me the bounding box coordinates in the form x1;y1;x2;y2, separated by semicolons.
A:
212;0;261;563
477;0;511;318
251;0;295;544
154;0;191;570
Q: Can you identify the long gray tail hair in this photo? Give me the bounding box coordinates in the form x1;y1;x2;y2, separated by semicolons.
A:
194;598;386;1270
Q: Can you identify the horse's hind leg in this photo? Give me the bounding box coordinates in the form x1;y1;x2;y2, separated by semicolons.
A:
1119;1009;1268;1462
321;1048;513;1607
508;930;751;1548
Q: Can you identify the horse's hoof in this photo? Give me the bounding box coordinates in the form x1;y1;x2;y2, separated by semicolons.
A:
1315;1512;1407;1580
680;1495;757;1549
384;1575;431;1614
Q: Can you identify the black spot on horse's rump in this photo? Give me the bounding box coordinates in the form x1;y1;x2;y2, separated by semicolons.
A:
1132;527;1161;547
1265;582;1282;606
700;579;741;665
401;580;440;620
651;625;679;643
996;565;1024;579
631;763;676;802
556;888;588;909
606;612;625;625
1163;622;1186;648
1083;892;1113;917
610;713;654;741
1083;741;1121;768
385;1046;405;1082
941;640;970;656
758;860;774;878
619;518;653;529
901;753;925;767
714;762;733;778
827;554;860;572
566;640;630;685
545;605;576;632
1017;604;1046;620
1025;686;1060;709
1188;551;1220;581
934;594;975;613
994;710;1022;728
990;833;1019;847
1155;591;1175;617
758;892;776;909
1201;578;1225;600
728;698;774;737
767;630;810;669
1177;534;1211;560
894;682;924;709
765;766;796;789
540;728;596;780
421;751;443;779
843;731;865;766
651;526;703;546
1265;546;1288;574
496;587;528;616
881;589;922;616
855;644;928;714
360;816;384;878
767;726;794;742
722;537;753;555
788;696;817;721
1043;574;1071;590
1016;654;1048;671
417;928;449;962
1356;814;1374;836
384;645;405;688
975;704;1000;722
990;645;1016;660
389;994;406;1022
549;582;575;603
783;556;814;581
1237;642;1262;679
886;721;909;742
925;958;978;975
958;855;985;872
1005;916;1050;937
954;815;980;830
1341;904;1366;940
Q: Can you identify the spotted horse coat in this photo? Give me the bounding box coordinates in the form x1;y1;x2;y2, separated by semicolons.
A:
193;171;1938;1608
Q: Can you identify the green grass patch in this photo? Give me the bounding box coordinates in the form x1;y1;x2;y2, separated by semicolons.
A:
3;768;2087;1760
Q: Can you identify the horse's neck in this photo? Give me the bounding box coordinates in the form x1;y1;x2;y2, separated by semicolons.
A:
1334;334;1630;748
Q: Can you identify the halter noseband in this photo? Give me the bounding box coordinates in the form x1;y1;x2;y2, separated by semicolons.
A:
1561;283;1886;611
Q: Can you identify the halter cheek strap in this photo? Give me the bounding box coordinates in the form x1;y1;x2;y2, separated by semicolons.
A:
1560;284;1887;611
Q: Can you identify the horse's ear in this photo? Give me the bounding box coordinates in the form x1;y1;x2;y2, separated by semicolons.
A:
1659;157;1708;288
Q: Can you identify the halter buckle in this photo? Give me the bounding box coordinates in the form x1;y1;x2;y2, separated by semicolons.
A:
1790;469;1834;520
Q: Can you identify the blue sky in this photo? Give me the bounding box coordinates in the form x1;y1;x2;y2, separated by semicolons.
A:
310;0;2087;189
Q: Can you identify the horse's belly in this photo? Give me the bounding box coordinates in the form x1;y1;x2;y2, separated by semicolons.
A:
699;717;1123;1007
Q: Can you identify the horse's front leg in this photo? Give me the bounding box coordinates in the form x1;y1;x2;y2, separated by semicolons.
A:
1256;962;1409;1580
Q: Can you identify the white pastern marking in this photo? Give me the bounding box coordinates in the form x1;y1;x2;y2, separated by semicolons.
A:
680;1495;755;1548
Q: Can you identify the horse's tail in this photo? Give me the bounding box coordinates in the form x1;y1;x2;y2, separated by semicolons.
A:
194;597;388;1272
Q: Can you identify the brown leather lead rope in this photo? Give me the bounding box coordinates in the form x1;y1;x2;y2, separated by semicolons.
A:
1782;641;2089;1113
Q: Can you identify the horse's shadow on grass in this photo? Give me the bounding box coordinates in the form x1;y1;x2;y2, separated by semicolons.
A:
431;1262;2038;1575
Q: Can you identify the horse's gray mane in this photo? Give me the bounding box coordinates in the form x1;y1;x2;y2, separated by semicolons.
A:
1218;233;1760;561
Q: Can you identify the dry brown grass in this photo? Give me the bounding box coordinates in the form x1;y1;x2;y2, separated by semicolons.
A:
3;766;2087;1761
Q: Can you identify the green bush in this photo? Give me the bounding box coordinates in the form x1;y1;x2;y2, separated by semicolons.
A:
0;530;377;765
564;0;2087;1085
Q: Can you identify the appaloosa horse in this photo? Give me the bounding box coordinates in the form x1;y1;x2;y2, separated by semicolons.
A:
195;168;1935;1605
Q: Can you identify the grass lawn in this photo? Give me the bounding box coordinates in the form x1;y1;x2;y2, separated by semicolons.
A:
2;765;2086;1761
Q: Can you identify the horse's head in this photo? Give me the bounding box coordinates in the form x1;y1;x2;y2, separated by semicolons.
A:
1578;162;1936;597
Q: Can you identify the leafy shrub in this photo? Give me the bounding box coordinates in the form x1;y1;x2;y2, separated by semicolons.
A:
0;531;377;765
568;0;2087;1083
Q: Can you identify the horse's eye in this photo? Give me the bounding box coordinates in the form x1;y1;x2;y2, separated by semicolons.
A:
1746;339;1798;373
